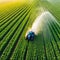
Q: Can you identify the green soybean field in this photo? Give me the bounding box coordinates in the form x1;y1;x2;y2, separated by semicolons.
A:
0;0;60;60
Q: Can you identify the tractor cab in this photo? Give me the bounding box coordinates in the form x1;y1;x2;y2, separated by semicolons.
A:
25;31;35;41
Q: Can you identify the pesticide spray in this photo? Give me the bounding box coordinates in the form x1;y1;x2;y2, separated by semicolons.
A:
25;11;59;40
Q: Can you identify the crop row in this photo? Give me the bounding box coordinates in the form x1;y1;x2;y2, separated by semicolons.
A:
45;16;60;60
0;7;27;31
0;7;28;40
0;7;22;26
0;8;31;60
0;7;30;54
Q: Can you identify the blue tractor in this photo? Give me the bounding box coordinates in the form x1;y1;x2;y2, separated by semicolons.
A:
25;31;35;41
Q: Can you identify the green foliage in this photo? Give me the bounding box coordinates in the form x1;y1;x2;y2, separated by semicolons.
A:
0;1;60;60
